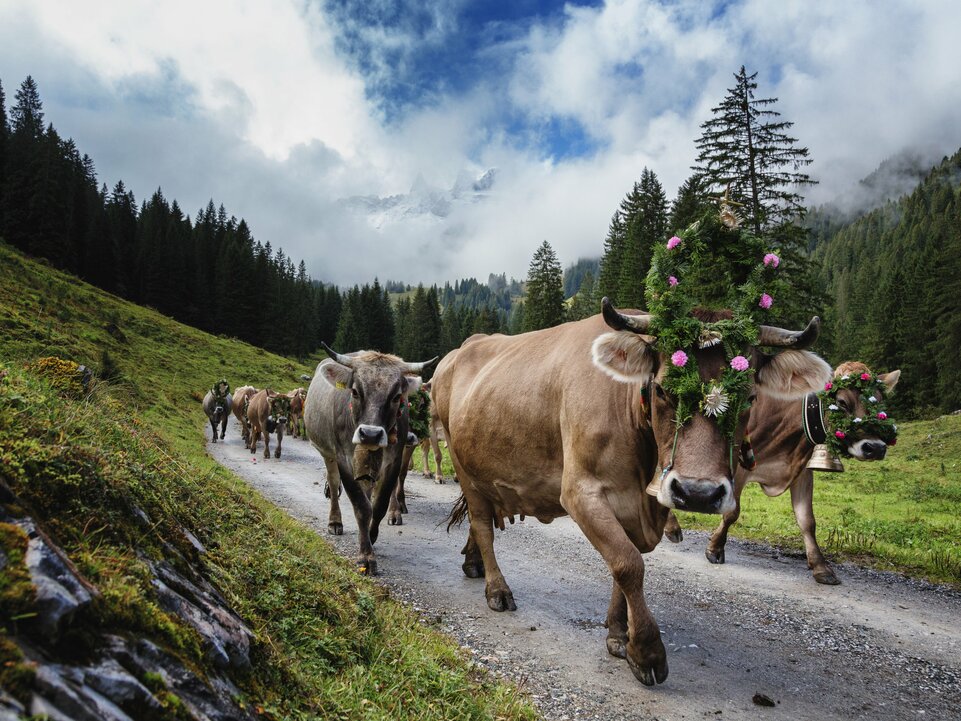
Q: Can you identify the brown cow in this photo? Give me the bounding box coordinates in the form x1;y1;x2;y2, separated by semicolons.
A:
246;389;290;459
432;300;826;685
287;388;307;439
231;386;258;447
665;360;901;584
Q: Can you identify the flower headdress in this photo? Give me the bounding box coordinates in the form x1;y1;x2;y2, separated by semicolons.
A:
818;373;897;456
644;205;786;442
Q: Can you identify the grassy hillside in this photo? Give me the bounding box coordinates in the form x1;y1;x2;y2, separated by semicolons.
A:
677;414;961;585
0;241;536;720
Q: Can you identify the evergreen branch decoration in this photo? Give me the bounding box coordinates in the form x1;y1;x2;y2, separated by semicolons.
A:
819;374;898;457
643;206;784;440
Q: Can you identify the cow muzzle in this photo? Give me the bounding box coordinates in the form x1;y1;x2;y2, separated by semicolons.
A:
660;474;735;515
353;424;388;448
849;438;887;461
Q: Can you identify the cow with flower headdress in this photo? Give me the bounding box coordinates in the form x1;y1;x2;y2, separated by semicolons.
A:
202;379;232;443
664;359;900;584
434;207;834;686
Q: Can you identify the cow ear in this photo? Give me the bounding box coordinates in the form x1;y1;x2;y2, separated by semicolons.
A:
878;369;900;393
322;362;352;389
404;375;424;395
591;331;658;384
755;350;831;400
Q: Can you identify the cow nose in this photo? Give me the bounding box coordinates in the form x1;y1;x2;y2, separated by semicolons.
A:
862;441;887;460
406;431;418;446
669;477;729;514
354;424;388;447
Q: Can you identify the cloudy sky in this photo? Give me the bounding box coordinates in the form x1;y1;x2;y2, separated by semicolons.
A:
1;0;959;285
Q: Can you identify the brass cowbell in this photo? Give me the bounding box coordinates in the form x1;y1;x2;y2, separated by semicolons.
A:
807;443;845;472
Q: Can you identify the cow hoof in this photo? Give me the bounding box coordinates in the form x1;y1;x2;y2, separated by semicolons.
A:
814;570;841;585
425;471;434;479
462;561;485;578
435;478;445;485
606;637;628;659
357;559;376;576
274;451;281;458
211;438;217;443
388;513;403;526
328;522;343;535
705;547;725;564
664;528;683;543
627;637;669;686
485;587;516;612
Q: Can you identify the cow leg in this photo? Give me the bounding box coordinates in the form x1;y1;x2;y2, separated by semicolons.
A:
323;457;344;535
263;430;271;459
220;415;227;439
420;441;432;478
460;529;485;578
249;426;259;454
274;426;283;458
663;511;683;543
563;487;667;686
208;417;218;443
705;479;744;564
605;580;629;659
389;447;413;525
791;470;839;585
339;461;377;575
431;432;444;484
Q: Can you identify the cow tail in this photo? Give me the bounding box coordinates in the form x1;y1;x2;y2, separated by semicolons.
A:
445;493;470;533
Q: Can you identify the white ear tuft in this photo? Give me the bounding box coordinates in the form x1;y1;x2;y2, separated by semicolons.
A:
757;350;832;400
591;331;657;384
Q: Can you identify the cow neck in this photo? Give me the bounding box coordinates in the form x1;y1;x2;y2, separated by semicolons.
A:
801;391;827;445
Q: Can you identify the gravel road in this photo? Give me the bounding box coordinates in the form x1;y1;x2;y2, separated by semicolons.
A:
209;425;961;721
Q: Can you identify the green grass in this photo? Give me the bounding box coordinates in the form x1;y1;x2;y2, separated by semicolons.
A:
0;241;537;720
676;414;961;585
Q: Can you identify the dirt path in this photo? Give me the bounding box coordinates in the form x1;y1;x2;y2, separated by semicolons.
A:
209;424;961;721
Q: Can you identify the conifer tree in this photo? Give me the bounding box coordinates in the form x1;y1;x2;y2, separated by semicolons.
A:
596;213;624;303
567;271;596;321
669;174;710;233
523;240;565;332
615;168;667;308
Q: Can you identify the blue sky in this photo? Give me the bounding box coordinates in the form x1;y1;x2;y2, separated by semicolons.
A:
1;1;959;284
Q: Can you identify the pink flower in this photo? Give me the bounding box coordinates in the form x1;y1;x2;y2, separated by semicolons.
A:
666;235;682;250
730;355;749;371
877;411;887;420
668;276;678;287
759;293;773;309
860;372;871;381
888;438;897;446
671;350;688;367
824;382;833;391
835;430;846;439
763;253;780;268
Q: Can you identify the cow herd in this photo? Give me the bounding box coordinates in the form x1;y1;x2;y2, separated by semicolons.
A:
203;300;900;688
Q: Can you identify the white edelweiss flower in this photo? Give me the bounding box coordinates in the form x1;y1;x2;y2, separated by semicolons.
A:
868;396;878;403
828;404;839;411
853;417;862;423
703;385;730;417
842;374;850;380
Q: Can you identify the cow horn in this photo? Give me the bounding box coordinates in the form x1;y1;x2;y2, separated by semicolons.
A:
758;316;820;349
601;297;652;334
321;342;356;368
403;357;440;374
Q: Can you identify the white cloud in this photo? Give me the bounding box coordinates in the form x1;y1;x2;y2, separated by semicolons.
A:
2;0;960;286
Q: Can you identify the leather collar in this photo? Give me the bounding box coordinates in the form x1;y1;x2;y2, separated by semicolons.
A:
802;391;826;445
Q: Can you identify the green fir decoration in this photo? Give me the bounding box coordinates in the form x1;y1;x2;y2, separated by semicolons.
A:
819;374;898;457
644;206;786;441
407;388;432;440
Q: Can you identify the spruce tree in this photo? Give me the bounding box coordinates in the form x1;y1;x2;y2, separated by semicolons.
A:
615;168;667;308
693;66;816;234
669;174;710;233
567;271;596;321
523;240;565;331
596;213;624;303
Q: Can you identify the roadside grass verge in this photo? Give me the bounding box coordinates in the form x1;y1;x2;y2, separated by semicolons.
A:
0;241;538;720
676;414;961;586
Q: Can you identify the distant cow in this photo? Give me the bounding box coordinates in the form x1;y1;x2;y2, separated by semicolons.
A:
433;301;825;685
246;389;291;459
287;388;307;439
231;386;258;447
203;380;232;443
303;344;437;575
407;383;447;483
665;360;900;584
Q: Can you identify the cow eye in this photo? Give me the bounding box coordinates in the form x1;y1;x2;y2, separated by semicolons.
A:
838;398;849;412
351;387;359;398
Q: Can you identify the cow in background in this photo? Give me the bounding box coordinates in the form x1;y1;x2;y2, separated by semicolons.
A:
203;379;232;443
303;345;436;575
247;389;290;459
231;385;258;447
287;387;307;439
407;382;447;483
664;360;900;584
